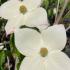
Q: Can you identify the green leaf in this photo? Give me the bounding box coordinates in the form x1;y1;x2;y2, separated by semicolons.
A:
0;51;5;70
41;0;49;9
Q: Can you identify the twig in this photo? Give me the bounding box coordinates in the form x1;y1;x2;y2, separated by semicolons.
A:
54;0;69;24
55;0;60;21
7;57;12;70
64;10;70;18
15;57;19;70
66;26;70;31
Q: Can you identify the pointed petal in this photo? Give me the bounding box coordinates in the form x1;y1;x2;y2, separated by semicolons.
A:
23;0;42;11
20;8;49;30
47;51;70;70
15;28;42;56
20;55;47;70
42;24;67;51
0;0;20;19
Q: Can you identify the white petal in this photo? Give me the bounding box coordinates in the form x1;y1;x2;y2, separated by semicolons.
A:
23;0;42;11
0;46;3;49
20;55;47;70
42;24;67;51
5;15;22;35
0;0;20;19
20;8;49;30
47;51;70;70
15;28;42;56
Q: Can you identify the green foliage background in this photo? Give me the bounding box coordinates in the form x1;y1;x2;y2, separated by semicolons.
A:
0;0;70;70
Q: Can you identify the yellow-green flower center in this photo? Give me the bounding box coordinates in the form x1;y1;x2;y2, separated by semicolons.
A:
40;48;48;57
19;5;27;14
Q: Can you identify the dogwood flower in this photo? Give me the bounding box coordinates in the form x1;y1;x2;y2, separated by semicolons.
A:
15;24;70;70
0;0;49;34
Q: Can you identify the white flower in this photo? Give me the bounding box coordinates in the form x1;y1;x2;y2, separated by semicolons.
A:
14;24;70;70
0;0;49;34
0;45;3;49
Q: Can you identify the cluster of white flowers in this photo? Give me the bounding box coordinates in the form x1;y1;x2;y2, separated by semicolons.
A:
0;0;70;70
0;0;49;35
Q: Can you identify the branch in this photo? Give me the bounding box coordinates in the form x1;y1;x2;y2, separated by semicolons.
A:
55;0;60;21
54;0;69;24
66;26;70;31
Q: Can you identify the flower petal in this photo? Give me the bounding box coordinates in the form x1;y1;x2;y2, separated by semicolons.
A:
5;15;22;35
23;0;42;11
47;51;70;70
20;55;47;70
20;7;49;30
0;46;3;49
0;0;20;19
42;24;67;51
15;28;42;56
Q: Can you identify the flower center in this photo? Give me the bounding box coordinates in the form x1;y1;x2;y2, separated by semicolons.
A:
40;48;48;57
19;5;27;14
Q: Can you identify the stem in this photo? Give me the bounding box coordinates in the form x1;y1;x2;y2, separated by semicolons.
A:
66;26;70;31
54;0;69;24
64;10;70;18
7;57;11;70
15;57;19;70
55;0;60;21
